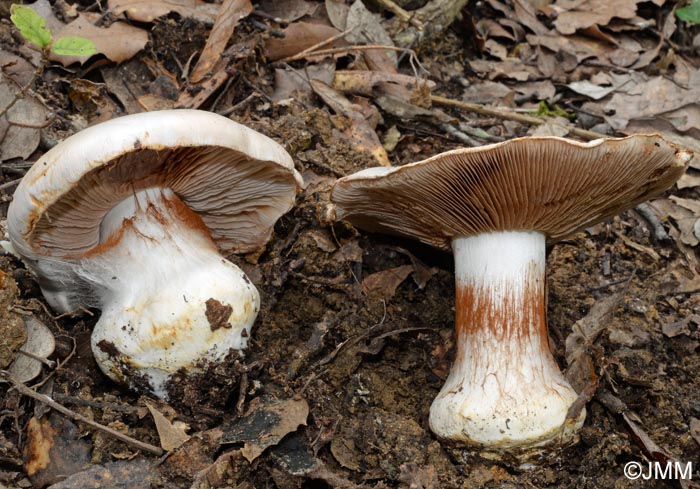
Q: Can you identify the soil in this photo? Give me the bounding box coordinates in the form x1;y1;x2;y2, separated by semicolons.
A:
1;2;699;489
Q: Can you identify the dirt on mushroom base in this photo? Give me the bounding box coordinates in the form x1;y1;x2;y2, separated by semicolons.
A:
1;17;699;489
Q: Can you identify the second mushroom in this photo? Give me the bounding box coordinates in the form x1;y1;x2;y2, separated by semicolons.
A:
7;110;302;398
329;135;690;454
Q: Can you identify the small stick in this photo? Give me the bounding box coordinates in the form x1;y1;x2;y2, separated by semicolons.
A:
634;202;671;244
0;178;22;192
282;44;410;63
1;370;163;456
376;0;424;30
431;94;608;141
279;27;355;63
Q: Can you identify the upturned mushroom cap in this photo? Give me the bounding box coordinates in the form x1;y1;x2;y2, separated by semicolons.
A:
330;135;691;249
8;109;302;311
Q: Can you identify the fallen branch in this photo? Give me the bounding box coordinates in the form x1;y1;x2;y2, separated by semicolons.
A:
431;94;608;141
1;370;163;456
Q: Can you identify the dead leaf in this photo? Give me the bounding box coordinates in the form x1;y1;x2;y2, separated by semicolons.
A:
565;292;622;392
107;0;219;23
661;315;698;337
468;58;540;81
265;22;344;61
177;38;257;109
24;414;92;488
257;0;317;21
362;265;414;301
678;171;700;190
553;0;649;35
0;77;47;162
51;15;148;65
333;240;363;262
146;402;190;451
623;412;682;468
599;69;700;130
307;229;338;253
189;0;253;83
311;79;390;166
46;459;155;489
270;432;319;476
330;437;361;471
221;397;309;463
271;62;335;103
8;317;55;384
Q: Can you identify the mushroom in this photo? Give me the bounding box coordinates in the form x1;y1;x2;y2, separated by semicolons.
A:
328;135;691;453
7;109;302;398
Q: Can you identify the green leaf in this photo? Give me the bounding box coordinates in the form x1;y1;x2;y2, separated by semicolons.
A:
51;37;97;57
10;4;51;49
676;0;700;24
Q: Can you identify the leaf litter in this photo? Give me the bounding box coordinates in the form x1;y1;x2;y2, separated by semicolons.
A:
0;0;699;487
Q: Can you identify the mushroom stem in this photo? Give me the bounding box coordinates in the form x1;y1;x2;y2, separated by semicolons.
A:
429;230;584;450
81;187;259;398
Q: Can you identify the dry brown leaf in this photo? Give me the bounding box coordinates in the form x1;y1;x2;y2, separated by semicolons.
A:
221;397;309;463
345;0;397;65
108;0;219;23
311;79;390;167
265;22;344;61
333;240;363;262
46;459;155;489
0;78;46;162
189;0;253;83
362;265;414;301
51;15;148;65
146;402;190;451
526;33;615;63
177;38;256;109
468;58;541;81
271;62;335;102
306;229;338;253
553;0;648;35
678;171;700;190
601;70;700;129
24;414;92;487
565;292;621;392
257;0;317;21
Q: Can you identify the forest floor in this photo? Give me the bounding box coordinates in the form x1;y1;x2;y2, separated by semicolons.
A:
1;0;700;488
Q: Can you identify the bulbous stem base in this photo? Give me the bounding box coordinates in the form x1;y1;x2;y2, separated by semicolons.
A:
82;187;259;397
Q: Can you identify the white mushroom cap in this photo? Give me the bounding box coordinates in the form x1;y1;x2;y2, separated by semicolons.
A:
7;110;302;397
9;109;302;312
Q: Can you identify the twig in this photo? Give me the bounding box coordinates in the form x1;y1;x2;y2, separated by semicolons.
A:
1;370;164;456
280;27;356;63
17;349;56;368
282;44;412;63
634;203;672;244
0;178;22;192
376;0;424;30
431;94;608;141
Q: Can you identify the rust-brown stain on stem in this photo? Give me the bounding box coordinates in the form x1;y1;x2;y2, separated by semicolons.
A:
454;264;549;361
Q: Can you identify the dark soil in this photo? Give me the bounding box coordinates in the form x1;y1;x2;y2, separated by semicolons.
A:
1;2;699;488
